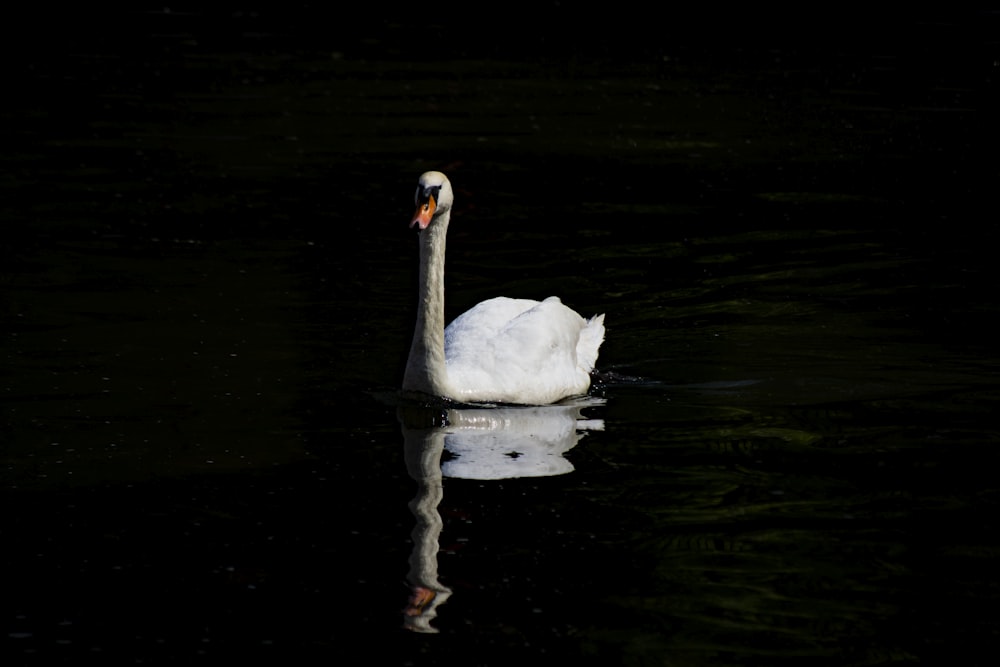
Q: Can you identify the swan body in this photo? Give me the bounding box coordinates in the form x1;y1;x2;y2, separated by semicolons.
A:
403;171;605;405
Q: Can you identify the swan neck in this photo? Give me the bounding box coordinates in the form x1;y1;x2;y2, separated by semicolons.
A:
404;211;452;396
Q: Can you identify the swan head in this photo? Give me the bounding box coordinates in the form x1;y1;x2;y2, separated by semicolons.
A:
411;171;454;231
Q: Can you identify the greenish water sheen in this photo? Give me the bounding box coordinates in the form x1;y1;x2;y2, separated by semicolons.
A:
3;6;1000;666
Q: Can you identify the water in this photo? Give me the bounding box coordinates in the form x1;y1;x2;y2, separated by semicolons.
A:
4;6;999;665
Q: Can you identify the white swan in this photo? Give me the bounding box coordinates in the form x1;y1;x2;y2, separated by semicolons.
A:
403;171;605;405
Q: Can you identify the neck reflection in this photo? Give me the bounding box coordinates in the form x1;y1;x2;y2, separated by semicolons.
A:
398;399;605;633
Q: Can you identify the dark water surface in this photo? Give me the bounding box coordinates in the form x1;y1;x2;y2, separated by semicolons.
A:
4;6;1000;665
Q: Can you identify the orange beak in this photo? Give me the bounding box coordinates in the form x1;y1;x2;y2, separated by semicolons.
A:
410;194;436;230
404;586;437;616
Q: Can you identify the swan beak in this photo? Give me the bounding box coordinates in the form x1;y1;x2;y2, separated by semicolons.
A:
410;194;436;230
404;586;436;616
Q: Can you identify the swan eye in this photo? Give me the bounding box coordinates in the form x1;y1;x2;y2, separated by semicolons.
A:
416;185;441;208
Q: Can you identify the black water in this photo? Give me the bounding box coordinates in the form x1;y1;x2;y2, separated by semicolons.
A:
4;6;1000;665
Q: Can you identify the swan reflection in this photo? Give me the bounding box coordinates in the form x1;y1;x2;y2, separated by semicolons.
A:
399;399;604;632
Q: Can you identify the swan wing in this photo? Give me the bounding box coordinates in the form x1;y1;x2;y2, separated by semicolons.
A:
445;297;541;345
444;296;604;404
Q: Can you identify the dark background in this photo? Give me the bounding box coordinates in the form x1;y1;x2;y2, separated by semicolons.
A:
4;4;999;665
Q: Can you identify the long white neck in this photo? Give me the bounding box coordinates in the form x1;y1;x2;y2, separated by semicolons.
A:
403;209;453;397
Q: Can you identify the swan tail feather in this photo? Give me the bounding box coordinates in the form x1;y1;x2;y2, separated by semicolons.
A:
577;313;606;374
